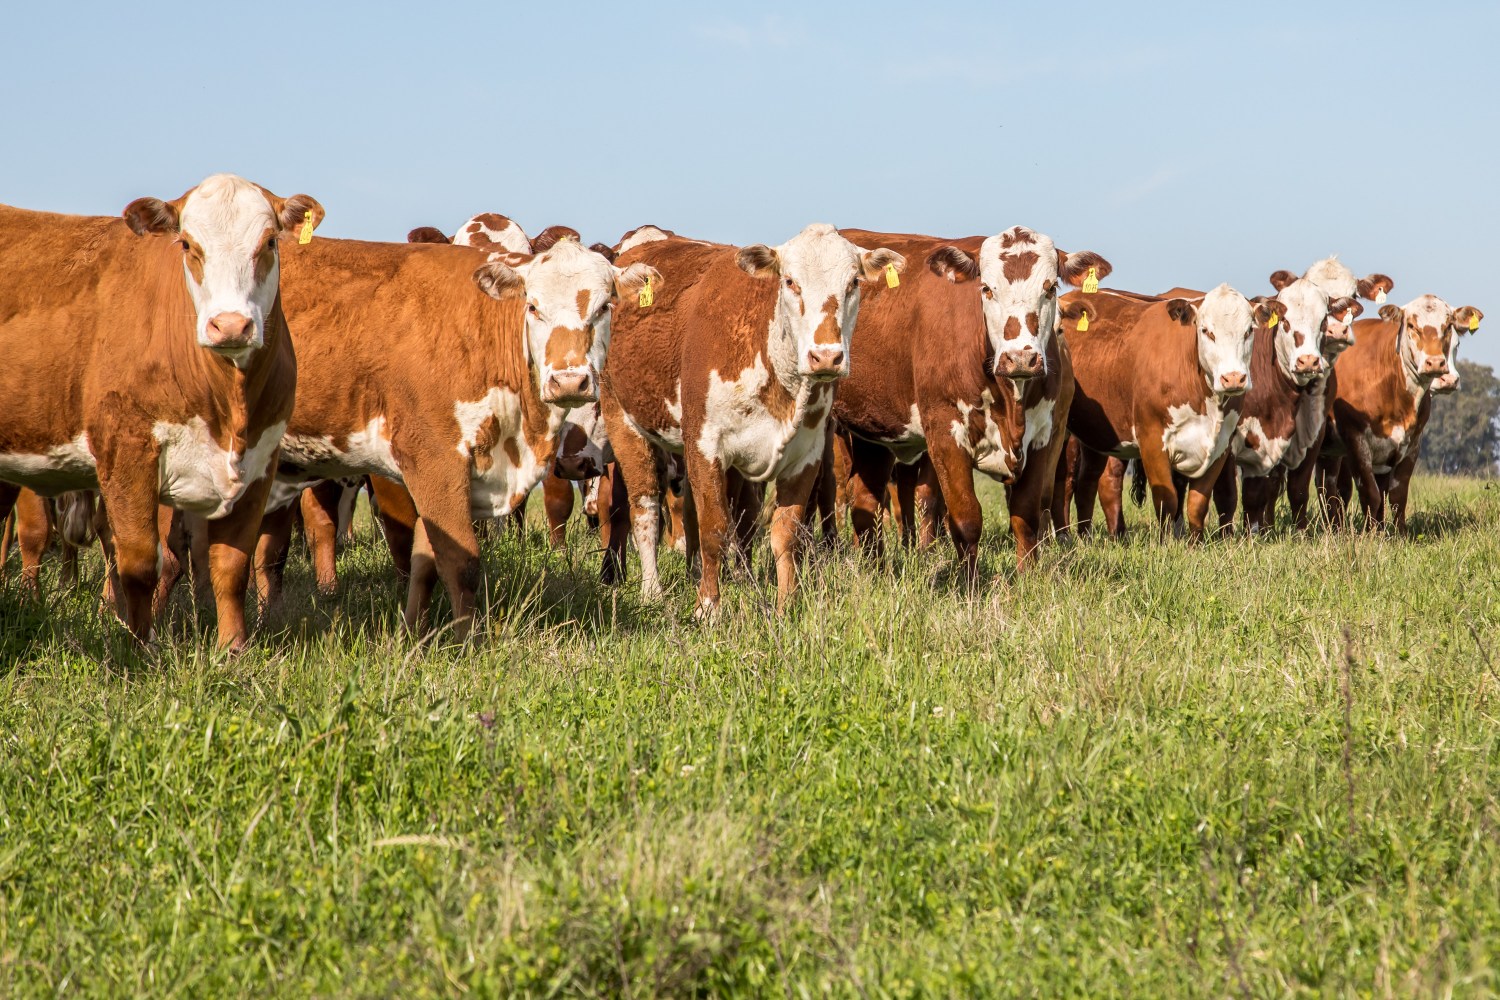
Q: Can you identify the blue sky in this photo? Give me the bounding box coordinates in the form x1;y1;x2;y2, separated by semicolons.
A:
4;2;1496;364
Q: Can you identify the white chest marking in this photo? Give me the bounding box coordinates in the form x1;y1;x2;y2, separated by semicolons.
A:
1161;398;1236;479
454;388;557;518
950;390;1016;481
155;418;285;518
1232;415;1291;476
696;356;829;481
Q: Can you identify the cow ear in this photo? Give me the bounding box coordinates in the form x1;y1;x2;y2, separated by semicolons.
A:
614;262;662;298
1378;303;1403;324
1057;250;1111;288
927;246;979;283
1058;299;1097;326
589;242;618;263
737;244;780;278
122;197;180;237
531;226;580;252
473;259;526;301
1166;298;1197;326
268;193;325;234
1252;298;1284;327
1327;296;1362;321
859;247;905;282
1268;270;1298;291
1452;305;1483;334
407;226;450;244
1357;273;1395;302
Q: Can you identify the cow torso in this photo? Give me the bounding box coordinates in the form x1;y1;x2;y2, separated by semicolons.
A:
1230;324;1308;476
1326;317;1429;475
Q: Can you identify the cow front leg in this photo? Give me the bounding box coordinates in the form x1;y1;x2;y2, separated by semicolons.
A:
254;499;296;611
1387;452;1419;534
95;466;164;643
403;469;482;641
302;480;344;594
1184;451;1232;542
542;473;574;549
684;451;730;617
768;460;821;612
845;434;896;558
205;472;276;652
13;489;53;595
926;436;983;583
368;476;417;581
1212;460;1238;535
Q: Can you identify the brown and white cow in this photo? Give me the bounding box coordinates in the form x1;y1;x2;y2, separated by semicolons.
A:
600;224;903;614
1240;258;1393;529
1057;285;1273;538
251;235;655;637
1319;296;1482;530
830;226;1108;578
0;175;318;648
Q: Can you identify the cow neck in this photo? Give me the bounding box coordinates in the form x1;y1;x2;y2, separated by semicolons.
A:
148;237;286;455
1396;319;1429;402
1258;326;1314;397
460;288;560;450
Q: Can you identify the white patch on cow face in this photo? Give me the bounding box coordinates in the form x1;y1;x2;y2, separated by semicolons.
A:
0;433;96;494
508;241;626;407
1432;335;1462;394
177;174;281;361
1272;279;1329;385
976;228;1060;378
154;417;285;518
1162;399;1236;479
764;223;868;382
1195;285;1255;397
1395;294;1457;390
1303;256;1358;300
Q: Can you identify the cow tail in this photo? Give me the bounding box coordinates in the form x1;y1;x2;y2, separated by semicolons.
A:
1128;459;1147;508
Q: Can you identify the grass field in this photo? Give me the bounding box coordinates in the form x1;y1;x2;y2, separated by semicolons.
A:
2;475;1498;997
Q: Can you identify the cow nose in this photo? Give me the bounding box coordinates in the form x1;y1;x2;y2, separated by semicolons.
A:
996;347;1044;379
1294;354;1324;376
805;347;845;377
1421;355;1449;378
1218;371;1248;394
544;368;595;404
204;312;255;348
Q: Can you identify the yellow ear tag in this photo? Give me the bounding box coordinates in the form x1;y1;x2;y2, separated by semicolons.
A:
1469;314;1480;332
1076;312;1089;332
638;277;654;308
1269;311;1279;328
297;210;314;245
1082;267;1099;294
885;262;900;289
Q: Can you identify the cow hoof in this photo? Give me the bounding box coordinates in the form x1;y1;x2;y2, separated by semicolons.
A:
692;598;720;623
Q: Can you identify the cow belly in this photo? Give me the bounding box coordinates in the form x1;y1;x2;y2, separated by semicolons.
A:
154;418;285;518
0;434;96;494
1364;427;1406;475
281;418;401;481
1162;401;1235;479
1232;416;1291;476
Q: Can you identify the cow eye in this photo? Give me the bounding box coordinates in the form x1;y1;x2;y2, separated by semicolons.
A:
784;277;795;289
527;304;539;316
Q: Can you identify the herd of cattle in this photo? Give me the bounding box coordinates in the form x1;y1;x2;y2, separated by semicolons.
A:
0;174;1484;651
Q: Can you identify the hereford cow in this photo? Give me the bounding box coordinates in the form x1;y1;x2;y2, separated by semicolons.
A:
600;224;904;615
828;226;1108;577
1057;285;1273;538
0;175;319;648
252;235;656;637
1320;296;1482;530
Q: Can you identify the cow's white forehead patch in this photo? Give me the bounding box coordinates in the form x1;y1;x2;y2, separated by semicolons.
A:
977;227;1059;291
1303;255;1357;299
178;173;275;246
520;240;619;310
777;222;862;280
1198;283;1253;333
1400;293;1451;328
1276;278;1329;348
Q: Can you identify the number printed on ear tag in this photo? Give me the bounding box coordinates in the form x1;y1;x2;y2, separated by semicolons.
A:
639;277;654;308
1082;267;1099;294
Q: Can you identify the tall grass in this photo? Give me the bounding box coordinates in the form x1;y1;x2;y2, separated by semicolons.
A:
1;476;1498;997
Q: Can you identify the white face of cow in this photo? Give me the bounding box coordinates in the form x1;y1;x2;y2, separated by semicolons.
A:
1168;284;1260;397
1268;278;1331;385
1385;295;1480;387
737;223;904;381
473;240;660;407
122;174;323;365
929;227;1111;381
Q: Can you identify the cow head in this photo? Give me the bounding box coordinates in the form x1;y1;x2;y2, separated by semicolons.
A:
929;226;1110;381
617;224;677;255
737;223;904;381
1297;257;1393;356
454;212;532;254
1166;284;1264;397
1384;297;1481;387
124;174;322;363
553;402;613;480
407;226;451;244
473;240;660;407
1432;307;1481;393
1265;273;1352;384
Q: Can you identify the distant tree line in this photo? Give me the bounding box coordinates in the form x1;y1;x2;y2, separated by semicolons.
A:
1420;360;1500;476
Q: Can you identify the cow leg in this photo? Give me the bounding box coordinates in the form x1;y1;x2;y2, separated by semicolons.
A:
14;489;53;595
0;488;16;578
1346;435;1385;530
1387;452;1419;534
1071;446;1108;537
598;463;631;586
1135;435;1182;537
915;456;948;548
610;425;666;601
152;505;186;619
542;473;574;549
767;460;821;612
1050;437;1078;537
680;474;701;582
1241;474;1273;535
93;450;165;643
1184;451;1233;543
1286;452;1318;531
402;470;482;640
728;471;763;576
200;473;275;651
302;480;343;595
1009;420;1069;572
254;500;296;610
846;436;896;558
1212;461;1238;535
683;451;730;616
369;476;418;581
925;436;982;583
891;461;918;547
810;422;840;549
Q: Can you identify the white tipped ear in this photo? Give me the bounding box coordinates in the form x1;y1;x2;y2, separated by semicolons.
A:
859;247;905;282
614;262;662;297
737;244;780;278
473;260;526;301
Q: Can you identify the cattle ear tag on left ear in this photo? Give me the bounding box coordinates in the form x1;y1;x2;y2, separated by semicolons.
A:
885;262;900;289
1269;311;1279;328
638;277;654;308
1076;312;1089;332
1469;314;1480;332
298;211;314;245
1082;267;1099;294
